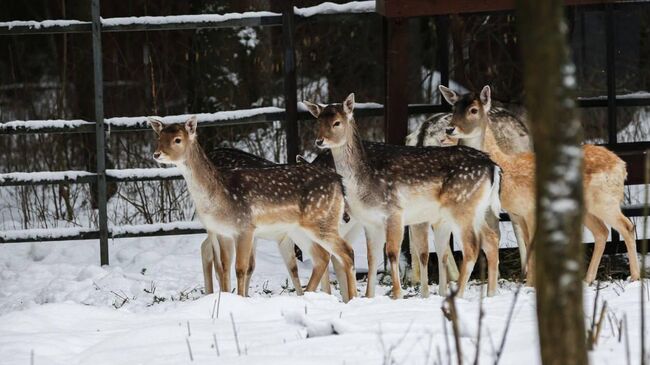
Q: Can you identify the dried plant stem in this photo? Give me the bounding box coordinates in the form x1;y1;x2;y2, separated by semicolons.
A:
231;312;242;356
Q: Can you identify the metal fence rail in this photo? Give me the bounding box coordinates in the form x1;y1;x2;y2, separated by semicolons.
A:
1;1;649;264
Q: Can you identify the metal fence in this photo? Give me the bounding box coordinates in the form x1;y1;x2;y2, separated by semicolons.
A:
0;0;648;265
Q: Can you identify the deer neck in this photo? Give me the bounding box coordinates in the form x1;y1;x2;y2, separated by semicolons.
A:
177;142;226;205
460;119;509;166
329;122;370;185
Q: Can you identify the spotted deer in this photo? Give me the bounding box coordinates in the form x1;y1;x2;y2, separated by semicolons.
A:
406;103;533;283
305;94;502;298
149;117;358;301
194;147;333;296
441;85;640;285
301;142;460;297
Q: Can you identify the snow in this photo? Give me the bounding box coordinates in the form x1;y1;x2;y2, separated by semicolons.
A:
0;235;648;365
106;107;284;128
0;19;88;30
1;227;95;241
106;167;181;179
295;1;375;17
101;12;281;27
0;119;92;131
109;221;203;236
0;170;94;184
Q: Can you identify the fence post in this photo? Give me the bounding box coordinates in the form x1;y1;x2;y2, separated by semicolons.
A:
281;0;299;164
91;0;109;265
605;4;621;247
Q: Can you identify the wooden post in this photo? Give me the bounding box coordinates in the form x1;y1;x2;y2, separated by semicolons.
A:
384;17;409;145
91;0;109;265
281;1;299;163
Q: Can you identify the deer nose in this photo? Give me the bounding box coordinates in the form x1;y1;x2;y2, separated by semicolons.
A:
153;152;161;159
315;138;324;147
445;127;455;135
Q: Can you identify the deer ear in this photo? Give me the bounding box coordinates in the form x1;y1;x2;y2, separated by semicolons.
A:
148;117;163;135
185;116;198;138
480;85;492;112
302;101;322;118
438;85;459;105
343;93;355;115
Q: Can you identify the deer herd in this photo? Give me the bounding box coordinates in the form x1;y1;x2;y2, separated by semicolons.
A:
149;85;639;303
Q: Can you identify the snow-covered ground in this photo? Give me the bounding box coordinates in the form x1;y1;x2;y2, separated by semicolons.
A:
1;233;648;365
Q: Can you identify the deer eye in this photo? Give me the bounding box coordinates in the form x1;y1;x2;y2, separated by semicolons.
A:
333;121;341;127
174;138;182;144
470;108;479;115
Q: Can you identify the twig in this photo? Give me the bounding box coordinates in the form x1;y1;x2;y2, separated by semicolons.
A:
231;312;242;356
593;301;608;346
493;285;521;365
474;256;486;365
442;288;463;365
187;321;191;337
443;310;452;365
213;333;220;356
186;337;194;361
625;314;631;365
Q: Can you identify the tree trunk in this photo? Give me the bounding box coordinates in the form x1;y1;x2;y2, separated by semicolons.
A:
516;1;588;365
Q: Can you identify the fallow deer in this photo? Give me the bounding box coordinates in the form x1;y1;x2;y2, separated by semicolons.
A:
195;147;333;296
440;85;640;285
149;117;358;301
300;142;460;297
305;94;502;298
406;104;533;283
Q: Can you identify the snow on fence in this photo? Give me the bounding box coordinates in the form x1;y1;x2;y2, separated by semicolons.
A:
0;1;375;35
1;221;205;243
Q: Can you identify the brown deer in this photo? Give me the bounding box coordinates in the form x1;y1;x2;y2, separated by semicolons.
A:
305;94;502;298
149;117;358;301
440;85;640;285
194;147;333;297
301;142;461;298
406;104;533;284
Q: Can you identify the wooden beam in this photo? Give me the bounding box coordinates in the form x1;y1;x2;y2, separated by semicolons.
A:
383;17;410;145
377;0;638;18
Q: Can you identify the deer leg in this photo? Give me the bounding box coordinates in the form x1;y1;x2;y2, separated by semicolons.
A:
244;241;256;297
444;233;460;282
434;224;452;297
331;255;349;302
584;213;609;284
386;214;405;300
364;225;386;298
300;228;357;302
480;224;500;297
457;227;480;298
277;235;304;295
408;226;421;286
410;223;430;297
201;237;215;294
217;234;234;293
234;229;255;297
601;210;640;281
310;243;332;294
510;215;529;279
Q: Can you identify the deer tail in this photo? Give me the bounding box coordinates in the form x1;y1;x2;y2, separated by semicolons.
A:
489;165;502;218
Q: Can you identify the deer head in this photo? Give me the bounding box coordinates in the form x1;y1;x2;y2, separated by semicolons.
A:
304;93;356;149
439;85;492;140
149;116;198;164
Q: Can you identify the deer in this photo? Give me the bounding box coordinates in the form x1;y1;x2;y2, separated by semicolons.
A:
194;147;335;297
304;93;502;298
149;116;358;301
406;104;533;284
299;142;461;298
440;85;641;285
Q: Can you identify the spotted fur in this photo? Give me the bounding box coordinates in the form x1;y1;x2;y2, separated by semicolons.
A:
305;94;501;298
442;85;640;286
149;117;358;301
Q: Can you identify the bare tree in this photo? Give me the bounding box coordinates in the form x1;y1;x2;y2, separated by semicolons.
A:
516;1;588;364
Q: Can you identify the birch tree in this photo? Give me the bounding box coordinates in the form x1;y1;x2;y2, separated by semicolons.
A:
516;1;588;364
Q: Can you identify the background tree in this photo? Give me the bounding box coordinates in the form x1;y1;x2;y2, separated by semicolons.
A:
517;1;588;364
